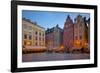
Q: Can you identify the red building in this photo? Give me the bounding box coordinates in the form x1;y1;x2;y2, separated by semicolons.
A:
63;15;74;52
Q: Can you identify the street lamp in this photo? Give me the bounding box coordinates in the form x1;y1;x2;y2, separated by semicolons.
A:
76;40;80;45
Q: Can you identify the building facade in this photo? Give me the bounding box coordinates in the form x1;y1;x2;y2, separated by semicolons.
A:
85;18;90;53
73;15;89;52
45;25;63;51
63;15;74;52
87;18;90;47
22;18;45;52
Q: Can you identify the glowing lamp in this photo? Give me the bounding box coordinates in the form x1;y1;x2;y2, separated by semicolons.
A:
27;41;31;45
60;45;64;49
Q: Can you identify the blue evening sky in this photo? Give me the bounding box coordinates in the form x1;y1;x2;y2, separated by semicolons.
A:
22;10;90;30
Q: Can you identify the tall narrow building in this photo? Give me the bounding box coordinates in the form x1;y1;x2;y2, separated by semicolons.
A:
73;15;89;51
63;15;74;52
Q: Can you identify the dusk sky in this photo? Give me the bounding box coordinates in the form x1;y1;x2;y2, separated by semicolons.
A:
22;10;90;30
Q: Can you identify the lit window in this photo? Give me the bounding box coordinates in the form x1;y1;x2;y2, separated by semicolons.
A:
26;41;31;45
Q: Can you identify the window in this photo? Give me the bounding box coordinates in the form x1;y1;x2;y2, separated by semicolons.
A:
43;38;44;41
42;33;44;37
24;34;27;39
80;35;82;39
35;42;37;46
35;31;38;35
29;35;32;40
